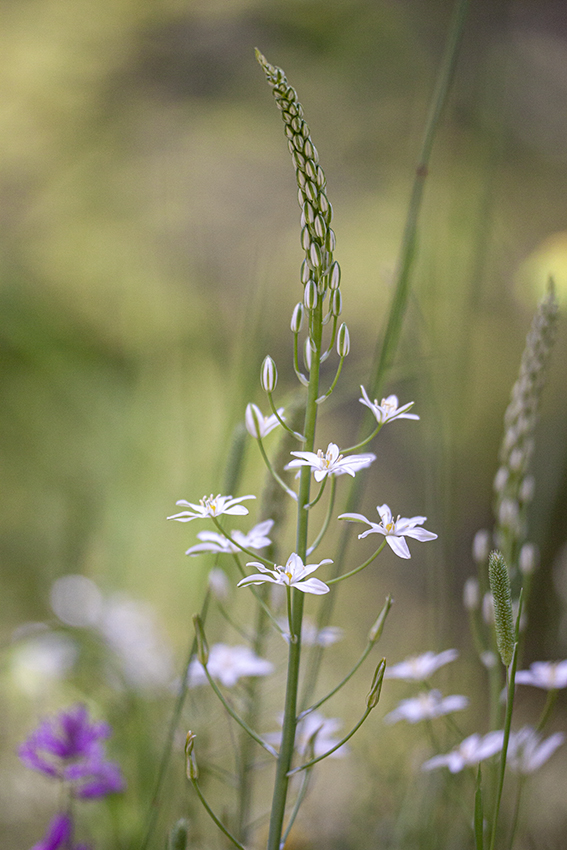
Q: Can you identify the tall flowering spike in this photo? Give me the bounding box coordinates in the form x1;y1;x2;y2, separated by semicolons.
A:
488;550;515;667
256;50;338;294
493;283;558;561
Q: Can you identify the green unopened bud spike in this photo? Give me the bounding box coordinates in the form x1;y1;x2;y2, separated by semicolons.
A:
488;550;515;667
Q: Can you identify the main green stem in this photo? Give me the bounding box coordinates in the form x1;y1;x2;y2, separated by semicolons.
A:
266;301;323;850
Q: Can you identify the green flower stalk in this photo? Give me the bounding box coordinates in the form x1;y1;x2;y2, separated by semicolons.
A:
488;550;515;668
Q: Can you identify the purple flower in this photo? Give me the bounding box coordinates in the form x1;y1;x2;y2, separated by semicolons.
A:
19;704;125;799
31;813;91;850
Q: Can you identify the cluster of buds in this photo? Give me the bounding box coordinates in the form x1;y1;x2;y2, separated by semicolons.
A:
493;284;558;560
256;50;348;376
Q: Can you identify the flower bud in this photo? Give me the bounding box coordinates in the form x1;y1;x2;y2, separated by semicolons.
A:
193;614;209;666
337;322;350;357
301;259;311;284
290;302;304;333
329;261;341;290
261;356;277;392
301;227;311;251
305;159;317;181
493;467;508;493
472;529;490;564
367;659;386;709
368;595;393;643
185;731;198;780
326;229;336;252
313;214;326;240
330;289;342;317
463;577;480;611
303;280;318;310
309;242;322;269
519;542;538;575
304;338;313;371
168;819;189;850
519;475;535;503
488;550;515;667
304;201;315;224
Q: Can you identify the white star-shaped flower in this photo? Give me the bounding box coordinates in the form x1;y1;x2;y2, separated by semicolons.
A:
285;443;375;483
167;494;255;522
188;643;274;688
384;690;469;725
245;404;284;439
384;649;459;682
515;660;567;690
184;520;274;556
506;727;565;774
422;731;504;773
237;553;331;595
339;503;437;559
359;386;419;424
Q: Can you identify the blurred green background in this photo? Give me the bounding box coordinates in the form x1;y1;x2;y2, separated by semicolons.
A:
2;0;567;847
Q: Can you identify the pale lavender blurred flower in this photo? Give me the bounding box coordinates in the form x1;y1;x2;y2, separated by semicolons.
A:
238;553;331;595
31;813;90;850
19;704;125;799
286;443;375;482
516;660;567;690
358;386;419;424
168;494;255;522
339;504;437;559
188;643;274;687
384;690;469;725
385;649;458;682
422;731;504;773
506;726;565;774
185;520;274;556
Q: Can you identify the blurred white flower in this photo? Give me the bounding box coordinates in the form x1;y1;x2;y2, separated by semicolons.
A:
507;727;565;774
50;574;103;627
286;443;375;482
384;690;469;725
472;529;491;564
238;553;331;595
99;594;174;691
188;643;274;688
358;386;419;424
245;403;284;438
422;731;504;773
339;504;437;559
10;630;78;695
168;494;255;522
385;649;458;682
515;660;567;690
185;519;274;557
463;577;480;611
208;568;231;601
267;711;348;758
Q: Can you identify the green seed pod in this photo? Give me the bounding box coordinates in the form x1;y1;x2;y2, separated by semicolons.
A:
367;659;387;709
261;355;278;392
488;550;515;667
